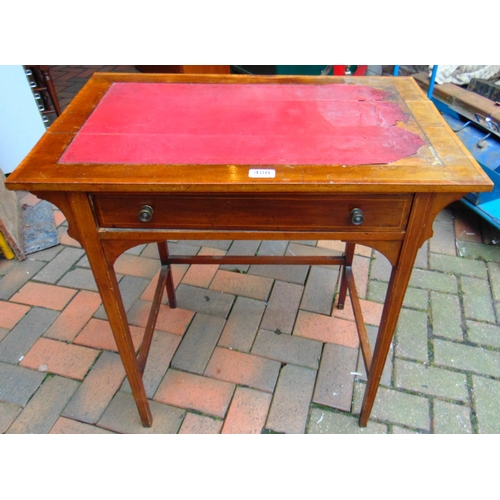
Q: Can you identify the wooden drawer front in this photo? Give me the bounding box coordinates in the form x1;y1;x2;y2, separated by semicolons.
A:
93;194;413;231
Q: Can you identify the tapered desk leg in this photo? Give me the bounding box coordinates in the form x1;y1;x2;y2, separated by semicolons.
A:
67;193;153;427
359;263;414;426
359;193;434;427
337;242;355;310
157;241;177;308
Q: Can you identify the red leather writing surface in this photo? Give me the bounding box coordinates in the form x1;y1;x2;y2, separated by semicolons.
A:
60;83;425;165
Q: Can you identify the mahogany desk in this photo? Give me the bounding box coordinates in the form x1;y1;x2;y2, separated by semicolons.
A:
6;73;492;428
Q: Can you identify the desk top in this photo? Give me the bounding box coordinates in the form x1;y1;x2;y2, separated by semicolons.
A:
59;82;424;166
7;73;492;195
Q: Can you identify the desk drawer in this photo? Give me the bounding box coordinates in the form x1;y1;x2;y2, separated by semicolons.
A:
92;194;413;232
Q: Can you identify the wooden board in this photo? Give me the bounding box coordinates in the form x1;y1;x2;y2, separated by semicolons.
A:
0;169;24;260
413;71;500;137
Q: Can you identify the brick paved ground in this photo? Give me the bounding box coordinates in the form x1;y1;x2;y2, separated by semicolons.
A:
1;65;500;434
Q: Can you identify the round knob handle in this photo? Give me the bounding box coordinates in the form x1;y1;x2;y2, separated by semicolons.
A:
138;205;154;222
351;208;364;225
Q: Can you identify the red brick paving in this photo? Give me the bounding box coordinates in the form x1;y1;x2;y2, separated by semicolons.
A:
332;296;384;326
0;301;30;329
355;245;373;257
204;347;280;393
0;259;45;300
316;241;372;258
293;310;360;348
73;318;144;352
178;413;223;434
313;343;359;411
44;290;101;342
10;282;77;310
181;262;219;288
0;258;17;275
19;193;40;206
353;255;370;299
221;386;272;434
152;303;196;337
127;300;194;335
62;351;126;423
217;296;265;352
49;416;115;434
140;265;187;303
265;364;317;434
209;269;273;301
6;376;79;434
260;280;304;334
181;247;225;288
52;210;66;227
20;337;99;379
57;226;81;247
120;330;181;398
170;313;225;374
154;369;235;418
251;328;322;370
0;328;8;343
97;391;184;434
316;240;346;252
0;402;22;433
113;254;160;279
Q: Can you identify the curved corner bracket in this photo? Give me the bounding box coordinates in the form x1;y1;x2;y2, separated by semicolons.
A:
353;240;403;267
30;191;85;246
66;225;82;243
417;193;466;248
101;239;151;266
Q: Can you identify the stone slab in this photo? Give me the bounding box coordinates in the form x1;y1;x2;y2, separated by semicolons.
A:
352;383;431;431
472;375;500;433
313;343;358;411
433;400;472;434
266;364;316;434
307;408;387;434
98;391;184;434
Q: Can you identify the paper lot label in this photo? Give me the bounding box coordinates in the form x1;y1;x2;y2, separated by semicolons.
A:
249;169;276;178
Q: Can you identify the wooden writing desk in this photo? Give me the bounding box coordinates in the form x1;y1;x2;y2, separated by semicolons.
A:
6;73;492;428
